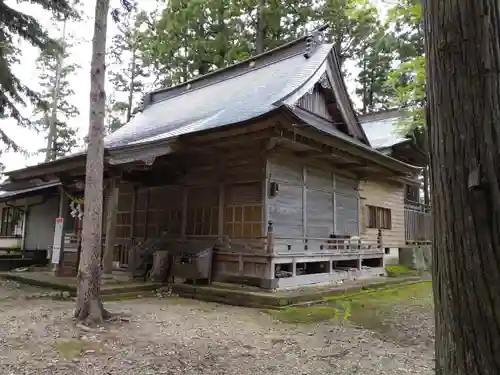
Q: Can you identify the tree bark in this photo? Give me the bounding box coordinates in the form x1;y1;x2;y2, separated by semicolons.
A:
46;18;67;162
255;0;265;54
75;0;110;324
126;47;136;122
424;1;500;375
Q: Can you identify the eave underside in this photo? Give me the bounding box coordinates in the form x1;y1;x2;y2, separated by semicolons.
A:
4;110;419;186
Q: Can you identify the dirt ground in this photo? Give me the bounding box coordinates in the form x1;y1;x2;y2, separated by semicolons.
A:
0;280;434;375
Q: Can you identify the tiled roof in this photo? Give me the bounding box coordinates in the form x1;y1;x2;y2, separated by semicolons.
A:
359;110;408;149
104;42;333;148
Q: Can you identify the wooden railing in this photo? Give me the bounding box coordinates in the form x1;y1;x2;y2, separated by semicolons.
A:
268;222;384;256
404;199;432;245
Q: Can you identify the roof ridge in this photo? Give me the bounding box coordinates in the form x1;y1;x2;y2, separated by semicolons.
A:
145;25;329;107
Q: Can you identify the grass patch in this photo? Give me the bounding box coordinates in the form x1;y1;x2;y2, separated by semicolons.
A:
53;339;84;359
265;306;344;324
385;264;417;277
265;281;433;328
344;282;432;332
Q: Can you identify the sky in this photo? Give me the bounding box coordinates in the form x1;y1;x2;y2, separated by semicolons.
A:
0;0;159;173
0;0;387;174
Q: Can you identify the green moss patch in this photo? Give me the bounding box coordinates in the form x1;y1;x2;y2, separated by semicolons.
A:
385;265;417;277
265;281;433;329
265;305;345;324
53;340;85;359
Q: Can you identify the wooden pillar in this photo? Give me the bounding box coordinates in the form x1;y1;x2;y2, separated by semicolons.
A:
218;183;225;238
130;184;136;237
266;221;275;254
144;189;150;239
181;187;188;238
53;186;67;275
102;179;119;275
127;185;137;276
21;201;28;251
302;165;307;239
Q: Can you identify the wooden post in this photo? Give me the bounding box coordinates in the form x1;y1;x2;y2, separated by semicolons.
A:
21;201;28;252
53;186;67;276
302;165;307;239
102;179;119;275
266;220;275;254
181;187;188;238
218;183;225;237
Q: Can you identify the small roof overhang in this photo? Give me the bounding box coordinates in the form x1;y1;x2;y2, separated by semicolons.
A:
0;181;61;203
4;152;88;182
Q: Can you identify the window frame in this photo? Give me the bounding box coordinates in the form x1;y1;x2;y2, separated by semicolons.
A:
366;205;392;230
0;206;23;237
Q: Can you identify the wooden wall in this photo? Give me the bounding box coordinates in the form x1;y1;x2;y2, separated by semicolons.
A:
267;151;360;253
359;179;405;248
113;145;266;249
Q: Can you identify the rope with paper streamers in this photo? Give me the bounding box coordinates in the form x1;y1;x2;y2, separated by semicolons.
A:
64;190;84;205
63;181;110;219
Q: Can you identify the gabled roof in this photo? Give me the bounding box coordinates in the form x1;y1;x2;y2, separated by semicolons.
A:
105;28;370;148
5;30;422;183
359;109;408;149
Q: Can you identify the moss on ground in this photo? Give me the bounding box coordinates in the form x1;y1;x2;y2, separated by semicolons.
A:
53;339;85;359
265;306;345;324
385;264;417;277
265;281;433;327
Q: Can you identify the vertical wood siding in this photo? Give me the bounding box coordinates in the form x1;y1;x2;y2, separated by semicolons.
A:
267;154;360;245
296;87;333;121
359;179;405;247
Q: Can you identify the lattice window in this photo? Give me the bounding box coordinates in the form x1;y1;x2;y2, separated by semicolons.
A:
185;207;219;236
224;204;263;238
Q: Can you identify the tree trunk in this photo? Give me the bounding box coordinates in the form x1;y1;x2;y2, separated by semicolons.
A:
424;1;500;374
75;0;110;324
126;47;136;122
255;0;265;54
46;18;67;162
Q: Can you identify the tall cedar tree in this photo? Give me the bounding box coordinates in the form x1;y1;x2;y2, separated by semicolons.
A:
108;6;150;131
385;0;426;131
142;0;248;86
239;0;313;54
424;0;500;374
355;24;395;114
141;0;313;86
34;40;79;159
0;0;74;149
317;0;379;69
